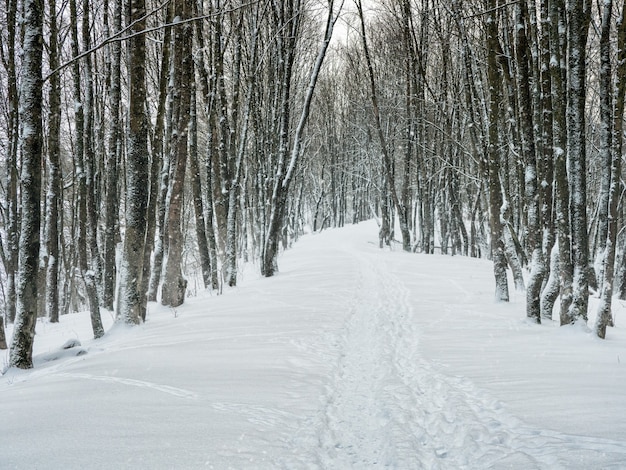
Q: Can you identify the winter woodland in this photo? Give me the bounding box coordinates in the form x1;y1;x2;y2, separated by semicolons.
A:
0;0;625;366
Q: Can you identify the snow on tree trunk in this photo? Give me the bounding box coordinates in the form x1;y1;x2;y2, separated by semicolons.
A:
102;0;122;311
486;0;509;302
566;0;591;323
45;0;61;323
356;0;410;253
189;83;212;289
549;0;574;325
117;0;150;324
515;1;544;323
9;0;43;368
541;242;560;320
5;0;19;326
161;0;193;308
596;1;624;339
262;0;341;276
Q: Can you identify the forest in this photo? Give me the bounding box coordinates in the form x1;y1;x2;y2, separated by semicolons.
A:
0;0;625;368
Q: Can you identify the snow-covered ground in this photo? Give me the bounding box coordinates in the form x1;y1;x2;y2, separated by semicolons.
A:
2;220;626;469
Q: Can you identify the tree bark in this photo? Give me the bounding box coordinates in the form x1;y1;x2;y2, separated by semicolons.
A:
486;0;509;302
45;0;62;323
566;0;591;323
102;0;122;311
515;0;544;322
9;0;43;368
596;1;624;339
117;0;150;324
262;0;341;276
161;0;193;308
356;0;411;253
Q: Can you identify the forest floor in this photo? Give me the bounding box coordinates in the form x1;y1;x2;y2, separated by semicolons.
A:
2;220;626;469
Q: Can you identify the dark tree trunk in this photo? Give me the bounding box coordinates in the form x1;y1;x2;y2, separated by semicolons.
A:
5;0;19;325
161;0;193;308
80;0;104;338
45;0;61;323
102;0;122;311
117;0;150;324
550;0;574;324
596;1;624;339
566;0;591;323
146;4;172;303
486;0;509;302
189;80;212;290
515;0;544;322
356;0;411;252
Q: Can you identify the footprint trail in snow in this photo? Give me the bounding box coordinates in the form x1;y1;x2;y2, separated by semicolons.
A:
313;248;626;469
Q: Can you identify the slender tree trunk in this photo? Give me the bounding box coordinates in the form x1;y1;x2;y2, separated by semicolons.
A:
102;0;122;311
596;1;624;339
486;0;509;302
81;0;104;338
538;0;555;319
9;0;43;368
516;1;544;322
225;14;258;287
194;0;220;291
45;0;61;323
566;0;591;323
161;0;193;307
146;5;173;303
355;0;411;252
117;0;150;324
5;0;19;325
262;0;341;276
189;79;212;289
550;0;574;324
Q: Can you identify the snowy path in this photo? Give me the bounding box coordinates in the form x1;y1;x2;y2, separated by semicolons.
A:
313;246;626;469
2;221;626;469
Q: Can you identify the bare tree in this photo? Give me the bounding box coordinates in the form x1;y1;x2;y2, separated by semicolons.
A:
261;0;344;276
596;1;625;339
515;0;544;321
117;0;150;323
161;0;194;307
486;0;509;302
9;0;44;368
44;0;62;323
566;0;591;323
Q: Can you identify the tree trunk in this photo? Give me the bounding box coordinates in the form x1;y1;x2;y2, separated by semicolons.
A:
515;0;544;322
541;242;561;320
161;0;193;308
262;0;341;276
356;0;411;252
566;0;591;323
9;0;43;368
4;0;19;325
596;1;624;339
146;3;172;304
102;0;122;311
189;79;212;289
486;0;509;302
81;0;104;338
45;0;61;323
550;0;574;325
117;0;150;324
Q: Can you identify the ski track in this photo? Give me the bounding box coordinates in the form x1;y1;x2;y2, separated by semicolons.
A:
313;246;626;469
56;372;199;399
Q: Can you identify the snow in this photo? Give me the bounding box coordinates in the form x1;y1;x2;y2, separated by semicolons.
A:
3;220;626;469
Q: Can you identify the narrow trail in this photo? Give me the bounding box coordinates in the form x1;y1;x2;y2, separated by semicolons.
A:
314;245;626;469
